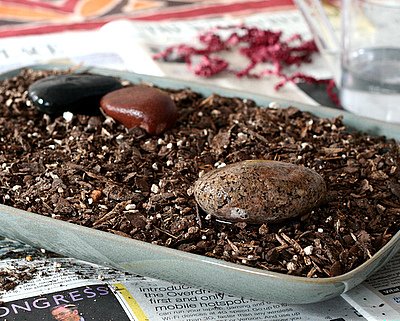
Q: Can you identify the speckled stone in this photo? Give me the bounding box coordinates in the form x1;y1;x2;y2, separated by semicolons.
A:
100;85;178;135
28;74;123;115
194;160;326;224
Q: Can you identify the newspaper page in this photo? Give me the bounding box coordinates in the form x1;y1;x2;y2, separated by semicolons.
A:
343;254;400;321
2;238;398;321
0;241;366;321
0;30;129;74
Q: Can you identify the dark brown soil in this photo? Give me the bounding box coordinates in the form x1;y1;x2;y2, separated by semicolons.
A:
1;68;400;278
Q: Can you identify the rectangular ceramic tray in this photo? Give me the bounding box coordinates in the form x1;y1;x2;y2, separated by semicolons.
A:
1;64;400;304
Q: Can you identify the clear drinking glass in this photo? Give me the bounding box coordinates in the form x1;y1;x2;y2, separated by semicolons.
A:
340;0;400;122
295;0;400;123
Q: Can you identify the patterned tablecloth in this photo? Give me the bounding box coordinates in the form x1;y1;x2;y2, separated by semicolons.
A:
0;0;295;37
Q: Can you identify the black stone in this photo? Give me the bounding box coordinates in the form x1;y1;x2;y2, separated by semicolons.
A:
28;74;123;115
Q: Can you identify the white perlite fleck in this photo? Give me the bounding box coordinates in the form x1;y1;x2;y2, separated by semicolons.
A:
151;184;160;194
303;245;313;255
125;204;136;211
62;111;74;122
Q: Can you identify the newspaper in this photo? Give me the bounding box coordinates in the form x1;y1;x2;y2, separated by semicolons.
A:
0;30;128;74
343;255;400;321
1;236;399;321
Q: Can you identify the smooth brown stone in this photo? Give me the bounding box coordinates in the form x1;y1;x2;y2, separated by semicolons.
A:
194;160;326;224
100;86;178;135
